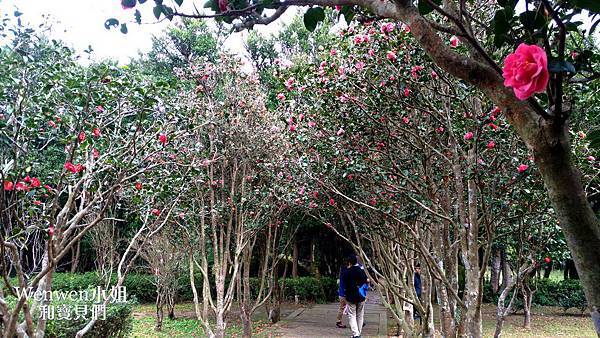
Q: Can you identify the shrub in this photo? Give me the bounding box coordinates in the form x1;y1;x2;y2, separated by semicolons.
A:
4;292;135;338
483;278;587;312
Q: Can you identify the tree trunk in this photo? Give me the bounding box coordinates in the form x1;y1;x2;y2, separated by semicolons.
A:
215;311;226;338
70;240;80;273
309;237;316;276
532;122;600;335
501;249;511;292
491;248;501;294
292;240;298;278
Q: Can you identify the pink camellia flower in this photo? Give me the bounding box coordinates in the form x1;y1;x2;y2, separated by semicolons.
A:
298;113;305;122
335;5;342;11
277;93;286;101
518;164;529;173
389;75;395;81
48;120;57;128
329;198;336;206
487;140;496;149
48;225;55;237
450;36;460;48
151;208;161;216
464;132;474;140
92;149;100;159
285;77;295;91
92;128;101;137
369;198;377;206
411;65;424;78
298;186;305;195
502;43;549;100
15;181;27;191
402;24;411;33
159;134;167;144
436;126;445;133
587;155;596;162
402;117;409;124
404;87;410;97
24;176;31;183
578;131;586;139
307;121;316;128
4;181;14;191
312;191;319;198
96;105;104;112
337;128;345;136
368;49;375;57
570;51;578;59
386;51;397;61
64;162;76;173
31;177;41;188
489;123;499;131
431;70;438;79
33;200;42;205
355;61;366;71
78;131;86;142
380;22;395;34
309;201;318;209
289;124;297;132
330;49;337;56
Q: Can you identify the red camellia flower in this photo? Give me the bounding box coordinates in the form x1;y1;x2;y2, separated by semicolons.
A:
64;162;84;173
502;43;549;100
92;149;100;159
386;50;397;61
15;181;27;191
463;132;474;140
329;198;336;206
24;176;31;183
31;177;41;188
544;257;551;263
518;164;529;173
218;0;228;11
48;120;57;128
277;93;286;101
289;124;297;132
93;128;101;137
402;117;410;124
78;131;86;142
33;200;42;205
450;36;460;48
151;208;161;216
159;134;167;144
3;181;14;191
135;182;143;190
48;225;55;237
487;141;496;149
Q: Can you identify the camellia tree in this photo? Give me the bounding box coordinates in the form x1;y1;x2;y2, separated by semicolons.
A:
0;22;178;337
113;0;600;332
270;19;562;336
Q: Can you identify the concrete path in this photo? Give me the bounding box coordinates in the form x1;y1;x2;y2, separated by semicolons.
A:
275;294;388;337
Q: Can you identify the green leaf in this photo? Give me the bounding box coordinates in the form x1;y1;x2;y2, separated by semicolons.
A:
153;5;162;19
14;10;23;17
120;23;128;34
303;7;325;32
418;0;441;15
121;0;137;8
104;18;120;30
589;130;600;149
493;10;510;35
573;0;600;14
548;60;576;73
175;0;184;5
519;10;547;30
134;9;142;24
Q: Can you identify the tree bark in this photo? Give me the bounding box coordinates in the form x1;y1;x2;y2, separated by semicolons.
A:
292;240;299;278
491;248;501;294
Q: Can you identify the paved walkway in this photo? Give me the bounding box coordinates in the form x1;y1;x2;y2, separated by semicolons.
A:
275;294;388;337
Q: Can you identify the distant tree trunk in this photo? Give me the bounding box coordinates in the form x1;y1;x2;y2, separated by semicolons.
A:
491;248;501;294
521;276;536;329
564;259;579;280
292;240;298;278
309;238;316;276
501;249;512;291
70;240;80;273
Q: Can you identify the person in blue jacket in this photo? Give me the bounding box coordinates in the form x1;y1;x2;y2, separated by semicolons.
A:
336;263;350;328
342;254;368;338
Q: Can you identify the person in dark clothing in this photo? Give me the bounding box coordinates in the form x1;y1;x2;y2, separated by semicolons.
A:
342;254;368;338
413;265;422;321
